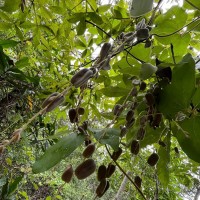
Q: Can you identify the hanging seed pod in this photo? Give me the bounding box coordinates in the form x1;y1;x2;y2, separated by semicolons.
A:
140;81;147;91
68;108;78;123
145;93;155;106
71;68;93;88
113;104;123;116
152;113;162;128
78;126;86;135
85;139;92;146
12;128;22;143
147;153;159;166
136;28;149;40
99;43;112;60
136;127;145;140
42;92;59;108
77;107;85;115
111;147;122;161
120;127;127;137
134;176;142;188
61;165;73;183
98;180;110;198
45;94;64;112
126;110;134;122
82;143;95;158
97;165;107;182
82;121;88;130
96;179;107;197
106;163;116;178
147;106;154;124
145;39;152;48
75;159;96;180
131;140;140;155
126;118;135;129
158;140;166;147
0;145;5;154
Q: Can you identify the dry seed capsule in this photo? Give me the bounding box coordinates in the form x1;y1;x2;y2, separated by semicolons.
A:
113;104;123;116
147;153;159;166
126;118;135;129
0;145;5;154
140;82;147;91
12;128;22;143
136;28;149;40
145;93;155;106
99;43;112;60
140;115;147;126
111;147;122;161
85;139;92;146
68;108;78;123
82;143;95;158
120;127;127;137
46;94;64;112
78;126;86;135
82;121;88;130
97;165;107;182
136;127;145;140
106;163;116;178
71;68;88;85
126;110;134;122
131;87;138;96
42;92;59;108
96;179;107;197
131;140;140;155
77;107;85;115
152;113;162;128
98;180;110;198
75;158;96;180
61;165;73;183
134;176;142;188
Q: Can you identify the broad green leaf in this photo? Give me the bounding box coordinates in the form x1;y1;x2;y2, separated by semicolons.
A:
140;63;157;80
76;18;86;35
173;117;200;163
0;0;21;13
0;22;13;30
8;176;23;196
130;0;153;17
0;40;19;48
88;0;97;11
32;133;84;173
89;12;103;25
158;54;195;118
98;4;112;13
100;86;130;97
91;128;120;151
157;133;171;188
192;87;200;107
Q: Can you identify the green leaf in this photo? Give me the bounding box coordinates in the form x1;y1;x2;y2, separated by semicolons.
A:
130;0;153;17
158;54;195;118
1;0;21;13
32;133;84;173
91;128;120;151
8;176;23;196
157;133;171;188
100;86;130;97
76;18;86;35
173;117;200;163
140;63;157;80
89;12;103;25
0;40;19;48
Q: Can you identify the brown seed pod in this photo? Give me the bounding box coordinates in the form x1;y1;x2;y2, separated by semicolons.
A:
111;147;122;161
99;57;111;71
140;82;147;91
97;165;107;182
12;128;22;143
131;87;138;96
140;115;147;126
126;110;134;122
82;143;95;158
120;127;127;137
136;127;145;140
0;145;5;154
136;28;149;40
75;159;96;180
158;140;166;147
85;139;92;146
106;163;116;178
78;126;86;135
98;180;110;198
71;69;93;88
147;153;159;166
61;165;73;183
152;113;162;128
113;104;123;116
68;108;78;123
145;93;155;106
96;179;107;197
125;117;135;129
131;140;140;155
42;92;59;108
77;107;85;115
134;175;142;188
46;94;64;112
82;121;88;130
99;43;112;60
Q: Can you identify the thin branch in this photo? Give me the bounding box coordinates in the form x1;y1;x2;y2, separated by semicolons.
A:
152;17;200;38
105;145;148;200
170;43;176;65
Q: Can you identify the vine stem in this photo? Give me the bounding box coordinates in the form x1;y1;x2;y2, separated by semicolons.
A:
105;144;148;200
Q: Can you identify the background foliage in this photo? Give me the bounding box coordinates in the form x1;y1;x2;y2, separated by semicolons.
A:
0;0;200;199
